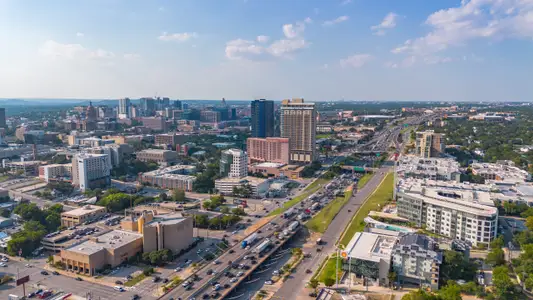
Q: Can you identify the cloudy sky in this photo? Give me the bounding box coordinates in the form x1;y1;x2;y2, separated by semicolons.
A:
0;0;532;102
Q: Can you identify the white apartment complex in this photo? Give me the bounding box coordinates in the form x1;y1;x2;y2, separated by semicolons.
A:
72;153;111;191
471;160;531;184
396;178;498;246
396;156;461;182
39;164;73;182
220;148;248;178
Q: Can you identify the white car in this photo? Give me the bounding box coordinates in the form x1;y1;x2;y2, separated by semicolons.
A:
113;286;124;292
0;262;6;267
230;278;238;283
1;258;8;262
265;280;273;285
175;267;182;272
237;271;244;277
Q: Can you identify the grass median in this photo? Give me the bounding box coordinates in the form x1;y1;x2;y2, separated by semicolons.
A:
317;255;343;284
124;273;147;287
339;172;394;247
306;188;353;233
268;178;330;217
356;173;374;189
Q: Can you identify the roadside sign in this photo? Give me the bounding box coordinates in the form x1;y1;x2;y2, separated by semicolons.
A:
376;153;380;157
16;275;29;286
341;252;348;259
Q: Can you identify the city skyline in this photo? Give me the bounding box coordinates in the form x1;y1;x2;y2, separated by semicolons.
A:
0;0;532;102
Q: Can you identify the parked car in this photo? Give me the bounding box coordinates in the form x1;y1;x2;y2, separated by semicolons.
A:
115;280;123;285
75;277;83;281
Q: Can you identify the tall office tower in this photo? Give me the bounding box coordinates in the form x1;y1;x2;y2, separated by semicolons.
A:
140;97;156;116
182;103;189;110
251;99;274;137
416;130;445;158
162;97;170;107
86;101;97;121
280;98;317;164
71;153;111;191
118;98;131;119
0;108;6;128
231;108;237;120
220;148;248;178
174;100;182;110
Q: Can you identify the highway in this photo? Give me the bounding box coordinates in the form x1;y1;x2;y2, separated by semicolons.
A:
160;180;330;300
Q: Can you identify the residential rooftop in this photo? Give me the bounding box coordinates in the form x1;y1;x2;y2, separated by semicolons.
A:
65;229;142;255
61;205;106;217
344;232;398;263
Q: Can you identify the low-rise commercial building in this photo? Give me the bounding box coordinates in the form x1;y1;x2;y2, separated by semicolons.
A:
471;160;530;184
2;160;42;176
141;117;167;131
392;234;442;291
246;137;290;164
61;205;107;228
139;165;196;191
397;178;498;246
136;149;178;164
39;164;73;182
58;230;143;275
341;231;399;287
396;156;461;182
248;162;286;177
155;134;179;147
215;176;269;197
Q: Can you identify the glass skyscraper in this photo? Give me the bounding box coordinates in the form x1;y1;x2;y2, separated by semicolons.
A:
251;99;274;138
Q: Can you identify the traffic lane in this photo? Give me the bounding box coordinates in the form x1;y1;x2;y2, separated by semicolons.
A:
36;275;136;300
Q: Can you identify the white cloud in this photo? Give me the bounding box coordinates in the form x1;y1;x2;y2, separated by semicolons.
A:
158;32;198;42
256;35;270;43
76;32;84;37
38;40;115;60
267;39;308;57
371;12;398;35
391;0;533;56
282;17;311;39
340;54;373;68
123;53;141;60
323;16;349;26
225;39;265;60
304;17;313;24
341;0;352;5
158;6;165;12
384;62;399;69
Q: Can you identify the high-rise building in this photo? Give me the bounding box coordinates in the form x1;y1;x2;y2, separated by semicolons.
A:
201;110;221;123
231;108;237;120
280;98;317;163
140;97;156;116
220;148;248;178
251;99;274;138
247;137;289;164
118;98;131;119
415;130;445;158
71;153;111;191
174;100;182;110
0;108;6;128
86;101;97;122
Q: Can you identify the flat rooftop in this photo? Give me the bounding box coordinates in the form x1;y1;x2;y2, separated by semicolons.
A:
344;232;397;263
65;230;142;255
142;165;196;176
62;205;106;217
139;149;174;154
146;213;189;227
254;162;285;168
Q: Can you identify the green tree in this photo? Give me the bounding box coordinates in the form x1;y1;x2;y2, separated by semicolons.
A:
323;277;335;287
401;290;440;300
438;282;462;300
490;236;504;249
486;248;505;267
526;216;533;231
492;266;516;299
440;250;477;282
220;206;230;214
14;202;43;222
308;279;319;290
172;189;186;202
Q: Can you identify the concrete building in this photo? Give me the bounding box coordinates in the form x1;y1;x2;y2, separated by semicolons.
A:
396;178;498;246
220;148;248;178
141;117;166;131
2;160;42;176
415;130;444;158
136;149;178;164
392;234;442;291
138;212;193;253
87;144;134;167
246;137;290;165
396;156;461;182
39;164;73;182
118;98;131;119
251;99;274;138
71;153;111;191
58;230;143;275
249;162;286;177
215;176;269;197
201;110;221;123
61;205;107;227
0;108;5;128
280;98;317;163
341;231;399;287
139;165;196;191
471;160;530;184
155;134;179;147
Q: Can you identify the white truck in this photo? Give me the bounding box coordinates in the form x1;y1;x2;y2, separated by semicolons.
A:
288;221;300;232
253;238;271;254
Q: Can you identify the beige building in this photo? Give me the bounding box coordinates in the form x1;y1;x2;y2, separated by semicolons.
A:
39;163;73;182
280;98;317;163
246;137;290;164
58;230;143;275
416;130;445;158
136;149;178;164
61;205;107;227
121;212;194;254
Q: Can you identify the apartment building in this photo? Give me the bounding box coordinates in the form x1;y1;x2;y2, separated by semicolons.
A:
200;110;221;123
87;144;133;167
136;149;178;164
2;160;42;176
471;160;531;184
71;153;111;191
280;98;317;163
246;137;289;164
220;148;248;178
214;176;269;197
61;205;107;227
391;234;442;291
139;165;196;191
396;156;461;182
141;117;166;131
39;163;73;182
415;130;445;158
396;179;498;246
155;133;179;146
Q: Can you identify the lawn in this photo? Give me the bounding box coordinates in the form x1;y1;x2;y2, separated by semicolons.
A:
268;178;331;216
317;255;343;284
316;134;334;139
356;173;374;189
306;189;352;233
339;172;394;247
0;175;9;183
124;273;147;287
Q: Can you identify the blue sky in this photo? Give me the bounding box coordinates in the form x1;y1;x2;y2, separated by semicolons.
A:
0;0;532;101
